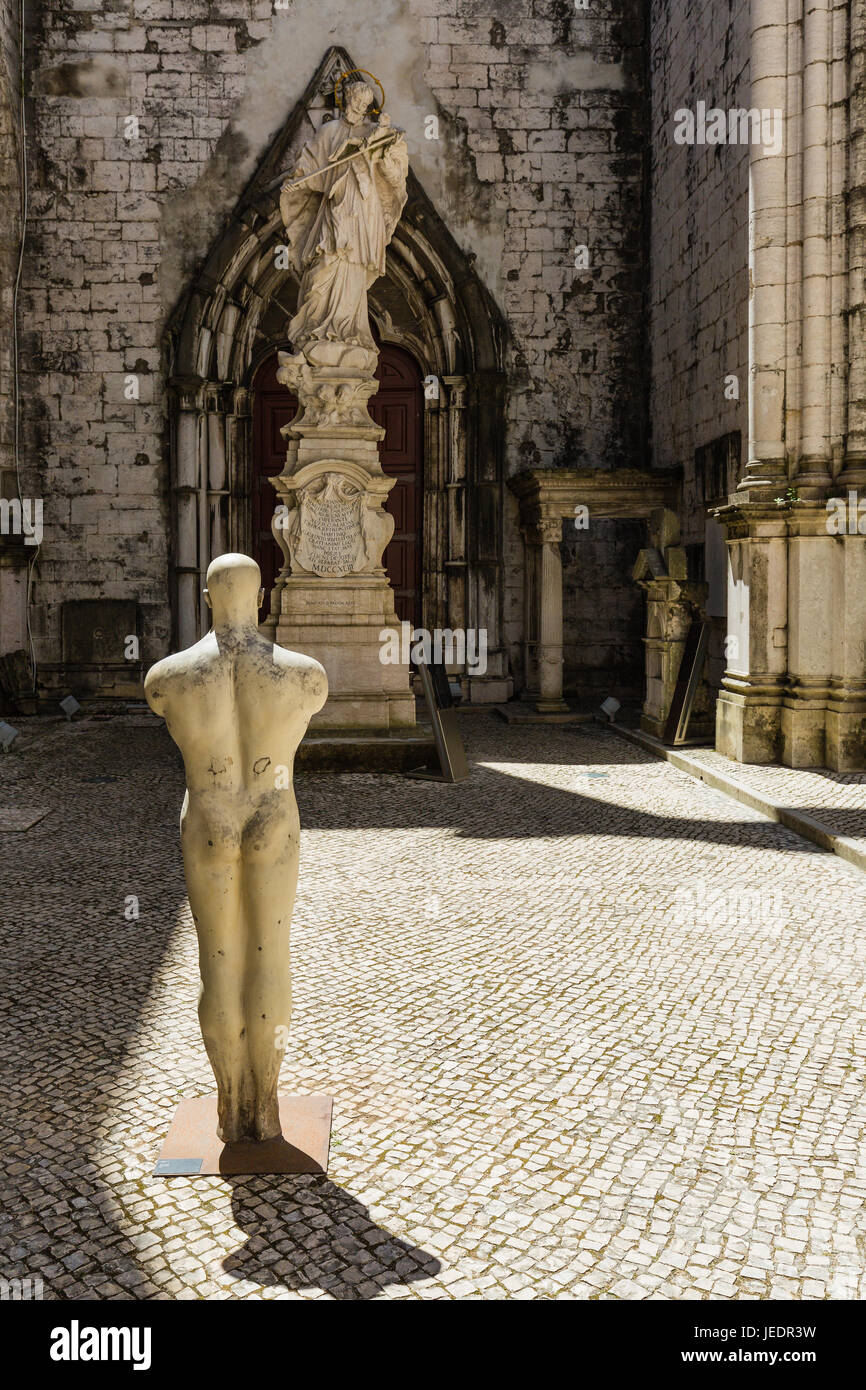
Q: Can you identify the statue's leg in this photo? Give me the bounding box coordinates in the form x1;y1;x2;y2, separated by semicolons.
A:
182;836;253;1143
241;817;298;1141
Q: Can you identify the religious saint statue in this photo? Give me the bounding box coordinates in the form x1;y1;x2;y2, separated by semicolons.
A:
144;554;328;1144
279;77;409;374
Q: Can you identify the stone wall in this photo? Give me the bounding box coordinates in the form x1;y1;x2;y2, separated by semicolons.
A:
0;0;25;670
561;516;645;700
0;0;19;494
648;0;749;544
18;0;648;696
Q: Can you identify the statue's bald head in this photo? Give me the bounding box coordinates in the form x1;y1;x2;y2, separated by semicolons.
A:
203;553;264;629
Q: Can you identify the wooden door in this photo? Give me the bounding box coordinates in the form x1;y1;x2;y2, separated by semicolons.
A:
370;344;423;627
251;355;296;619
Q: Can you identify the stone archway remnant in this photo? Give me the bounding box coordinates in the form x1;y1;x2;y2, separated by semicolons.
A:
511;468;681;715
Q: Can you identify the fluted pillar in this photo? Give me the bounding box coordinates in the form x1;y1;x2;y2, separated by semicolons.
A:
739;0;791;490
842;0;866;485
796;0;834;492
173;378;204;650
205;386;231;575
443;375;468;635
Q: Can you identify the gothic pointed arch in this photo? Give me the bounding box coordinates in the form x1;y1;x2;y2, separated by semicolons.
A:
164;47;510;697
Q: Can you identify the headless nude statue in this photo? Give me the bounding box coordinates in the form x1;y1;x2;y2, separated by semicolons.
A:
144;554;327;1143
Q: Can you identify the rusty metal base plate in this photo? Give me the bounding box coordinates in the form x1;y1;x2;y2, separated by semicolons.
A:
154;1094;332;1176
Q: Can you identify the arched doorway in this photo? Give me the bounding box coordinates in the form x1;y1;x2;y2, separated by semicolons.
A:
251;343;424;626
166;45;508;689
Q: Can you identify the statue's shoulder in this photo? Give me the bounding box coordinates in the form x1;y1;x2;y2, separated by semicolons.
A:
268;642;326;677
268;643;328;706
144;637;215;714
307;116;346;154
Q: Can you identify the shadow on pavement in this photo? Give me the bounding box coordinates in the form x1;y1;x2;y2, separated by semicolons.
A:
223;1175;440;1300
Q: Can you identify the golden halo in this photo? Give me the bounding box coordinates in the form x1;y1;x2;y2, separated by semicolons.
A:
333;68;385;116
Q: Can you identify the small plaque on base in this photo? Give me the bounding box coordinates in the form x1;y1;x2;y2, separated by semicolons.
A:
154;1094;332;1176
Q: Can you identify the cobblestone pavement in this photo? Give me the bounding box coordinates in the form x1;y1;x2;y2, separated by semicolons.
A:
1;713;865;1301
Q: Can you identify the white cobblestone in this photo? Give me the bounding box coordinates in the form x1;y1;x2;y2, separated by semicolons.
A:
1;713;865;1299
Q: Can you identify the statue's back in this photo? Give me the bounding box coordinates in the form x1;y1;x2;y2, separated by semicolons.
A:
148;633;327;803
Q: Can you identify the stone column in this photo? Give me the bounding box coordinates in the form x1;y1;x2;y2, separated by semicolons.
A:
796;0;834;493
227;387;251;555
842;0;866;487
739;0;791;491
829;0;848;472
521;530;539;699
443;375;468;636
205;386;230;566
535;517;568;714
716;4;792;761
173;379;204;651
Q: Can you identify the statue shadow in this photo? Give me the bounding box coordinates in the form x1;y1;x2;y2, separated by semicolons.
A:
222;1175;441;1300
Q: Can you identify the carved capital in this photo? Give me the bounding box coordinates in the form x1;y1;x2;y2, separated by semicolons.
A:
443;375;469;410
537;517;563;545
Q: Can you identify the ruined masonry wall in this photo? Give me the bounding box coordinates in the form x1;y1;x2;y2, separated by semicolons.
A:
1;0;19;488
21;0;647;681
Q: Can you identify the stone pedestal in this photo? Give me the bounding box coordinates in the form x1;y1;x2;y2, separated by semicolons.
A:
263;355;414;731
713;495;788;764
826;531;866;771
716;491;866;771
270;573;414;730
782;509;834;767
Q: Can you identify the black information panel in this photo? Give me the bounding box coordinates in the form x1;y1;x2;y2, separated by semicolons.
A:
662;618;710;746
409;660;470;783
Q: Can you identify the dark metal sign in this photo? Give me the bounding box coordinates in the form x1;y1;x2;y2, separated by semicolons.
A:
663;619;710;746
409;660;470;782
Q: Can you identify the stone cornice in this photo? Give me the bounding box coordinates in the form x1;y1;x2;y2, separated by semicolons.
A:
509;467;681;522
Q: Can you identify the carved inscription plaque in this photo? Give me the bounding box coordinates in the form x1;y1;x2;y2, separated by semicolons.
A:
295;473;365;577
302;498;360;575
